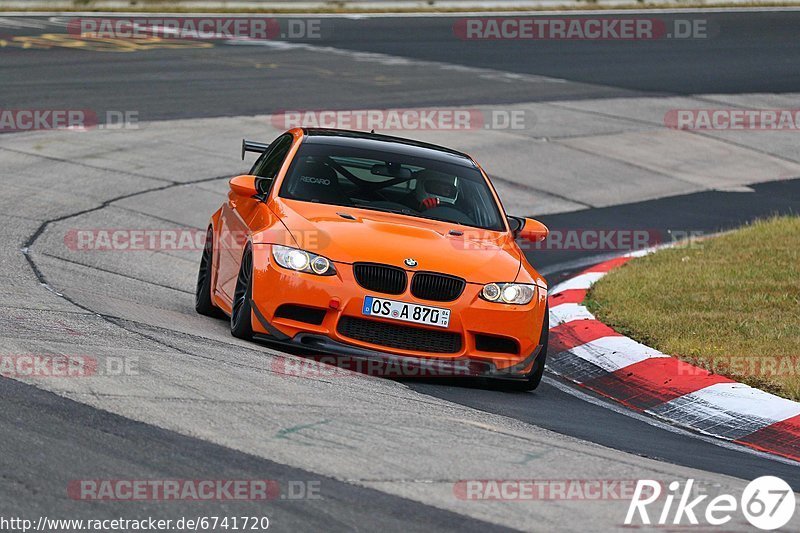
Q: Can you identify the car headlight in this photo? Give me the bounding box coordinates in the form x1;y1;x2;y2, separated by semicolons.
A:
480;283;536;305
272;245;336;276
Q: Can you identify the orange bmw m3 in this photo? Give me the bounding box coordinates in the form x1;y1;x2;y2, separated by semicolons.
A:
196;128;550;390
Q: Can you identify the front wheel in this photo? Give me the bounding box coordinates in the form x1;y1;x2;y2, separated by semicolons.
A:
230;245;254;339
195;226;223;317
503;304;549;392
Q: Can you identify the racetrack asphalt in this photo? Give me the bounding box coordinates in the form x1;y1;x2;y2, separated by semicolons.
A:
3;11;800;120
1;11;799;531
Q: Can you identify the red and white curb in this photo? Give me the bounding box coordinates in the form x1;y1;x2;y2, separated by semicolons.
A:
546;251;800;462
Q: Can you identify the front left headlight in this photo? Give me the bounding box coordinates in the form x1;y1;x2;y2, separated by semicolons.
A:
480;283;536;305
272;245;336;276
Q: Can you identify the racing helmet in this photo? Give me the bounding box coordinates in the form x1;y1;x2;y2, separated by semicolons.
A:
414;169;459;206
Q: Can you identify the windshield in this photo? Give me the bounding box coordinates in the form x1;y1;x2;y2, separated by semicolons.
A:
278;142;506;231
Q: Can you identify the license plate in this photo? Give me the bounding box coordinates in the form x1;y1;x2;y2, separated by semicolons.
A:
362;296;450;328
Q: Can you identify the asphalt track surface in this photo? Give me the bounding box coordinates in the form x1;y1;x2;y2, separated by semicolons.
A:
1;10;800;531
2;11;800;120
0;378;509;532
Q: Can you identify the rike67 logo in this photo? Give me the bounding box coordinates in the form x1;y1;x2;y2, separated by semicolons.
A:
626;477;796;530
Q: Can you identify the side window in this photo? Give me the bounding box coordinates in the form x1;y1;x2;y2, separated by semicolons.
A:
251;134;294;194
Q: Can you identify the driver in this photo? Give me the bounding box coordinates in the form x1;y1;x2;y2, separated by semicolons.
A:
414;169;459;211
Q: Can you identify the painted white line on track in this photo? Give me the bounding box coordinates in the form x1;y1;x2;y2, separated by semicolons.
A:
538;252;621;277
566;335;669;372
0;16;49;28
549;271;605;293
542;375;800;467
654;382;800;427
549;302;595;325
224;38;569;84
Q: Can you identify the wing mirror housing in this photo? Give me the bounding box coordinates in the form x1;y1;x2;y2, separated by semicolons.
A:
229;175;258;197
508;216;549;242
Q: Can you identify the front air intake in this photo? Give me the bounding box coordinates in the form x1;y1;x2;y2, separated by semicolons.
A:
337;316;462;354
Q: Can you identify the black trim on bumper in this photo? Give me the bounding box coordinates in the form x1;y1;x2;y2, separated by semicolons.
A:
251;300;290;341
251;301;543;381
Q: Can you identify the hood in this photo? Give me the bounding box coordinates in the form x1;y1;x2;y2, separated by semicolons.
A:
261;198;522;284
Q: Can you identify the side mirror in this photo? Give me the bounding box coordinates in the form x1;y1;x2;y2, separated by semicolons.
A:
509;216;548;242
229;175;258;197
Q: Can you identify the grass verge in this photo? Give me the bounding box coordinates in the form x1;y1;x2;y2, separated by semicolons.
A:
585;216;800;400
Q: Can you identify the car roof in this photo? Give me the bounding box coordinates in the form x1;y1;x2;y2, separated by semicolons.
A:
301;128;477;169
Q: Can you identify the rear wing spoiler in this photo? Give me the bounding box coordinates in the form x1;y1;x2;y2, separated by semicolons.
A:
241;139;270;160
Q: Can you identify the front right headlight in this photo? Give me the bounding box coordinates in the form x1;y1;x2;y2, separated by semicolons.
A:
272;245;336;276
480;283;536;305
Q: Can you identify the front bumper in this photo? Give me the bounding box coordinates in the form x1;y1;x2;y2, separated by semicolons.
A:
250;243;548;378
253;326;544;381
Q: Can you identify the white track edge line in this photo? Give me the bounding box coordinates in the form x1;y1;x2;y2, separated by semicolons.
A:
542;375;800;467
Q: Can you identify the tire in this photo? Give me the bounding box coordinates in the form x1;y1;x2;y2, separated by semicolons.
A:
195;226;223;317
230;245;254;340
503;304;549;392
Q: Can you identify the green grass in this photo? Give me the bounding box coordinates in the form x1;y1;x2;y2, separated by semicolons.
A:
585;216;800;400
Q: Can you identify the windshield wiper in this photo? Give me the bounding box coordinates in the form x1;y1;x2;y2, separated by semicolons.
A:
352;204;470;228
357;205;457;225
365;206;417;216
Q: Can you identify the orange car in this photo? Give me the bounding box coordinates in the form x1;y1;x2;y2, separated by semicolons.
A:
196;128;550;390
